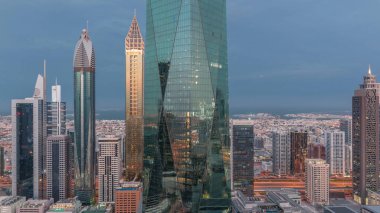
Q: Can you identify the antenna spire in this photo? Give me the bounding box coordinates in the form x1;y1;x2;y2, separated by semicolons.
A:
43;60;47;101
369;64;372;75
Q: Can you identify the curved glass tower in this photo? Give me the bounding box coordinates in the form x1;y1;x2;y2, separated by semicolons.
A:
73;29;96;204
144;0;230;212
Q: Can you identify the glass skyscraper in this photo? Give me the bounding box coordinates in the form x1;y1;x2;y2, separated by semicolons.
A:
144;0;229;212
73;28;96;204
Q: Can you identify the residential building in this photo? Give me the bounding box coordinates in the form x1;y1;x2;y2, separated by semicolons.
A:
0;196;26;213
305;159;330;205
47;83;66;136
46;197;81;213
98;137;121;203
272;131;291;176
325;130;345;176
17;199;53;213
290;131;308;176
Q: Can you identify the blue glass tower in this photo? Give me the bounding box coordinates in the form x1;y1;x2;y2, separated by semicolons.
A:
144;0;230;212
73;29;96;204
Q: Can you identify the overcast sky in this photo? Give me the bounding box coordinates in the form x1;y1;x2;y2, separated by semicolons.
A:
1;0;380;115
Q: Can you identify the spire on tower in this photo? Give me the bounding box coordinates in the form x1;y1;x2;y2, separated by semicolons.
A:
368;64;372;75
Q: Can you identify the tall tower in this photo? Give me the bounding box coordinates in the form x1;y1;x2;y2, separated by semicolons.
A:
125;15;144;181
73;28;96;204
12;73;46;199
272;131;291;176
98;136;121;203
352;66;380;204
231;120;254;197
290;131;308;176
144;0;229;211
325;130;345;176
47;82;66;136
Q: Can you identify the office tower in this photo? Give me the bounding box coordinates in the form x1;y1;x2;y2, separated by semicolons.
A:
272;131;291;176
0;196;26;213
305;159;329;205
125;15;144;181
47;83;66;136
46;197;82;213
340;119;352;145
325;130;345;176
12;74;46;199
290;131;308;176
307;143;325;160
144;0;229;211
73;28;96;204
0;147;4;176
46;135;71;202
16;199;54;213
231;121;254;197
115;182;143;213
66;129;75;198
98;137;121;203
353;67;380;204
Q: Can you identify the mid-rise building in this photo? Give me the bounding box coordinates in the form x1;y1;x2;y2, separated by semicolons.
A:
47;83;66;136
46;197;81;213
290;131;308;176
12;74;46;199
0;196;26;213
98;137;121;203
231;121;254;197
272;131;291;176
325;130;345;176
17;199;53;213
73;28;96;204
115;182;143;213
125;15;144;181
307;143;325;160
305;159;329;205
46;135;71;202
352;67;380;204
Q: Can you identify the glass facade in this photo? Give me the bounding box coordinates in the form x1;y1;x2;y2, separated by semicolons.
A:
290;131;308;176
232;125;254;197
73;29;96;204
16;103;34;198
144;0;229;212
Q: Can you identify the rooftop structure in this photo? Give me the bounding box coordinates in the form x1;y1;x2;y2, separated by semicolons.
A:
46;197;81;213
324;206;357;213
17;198;53;213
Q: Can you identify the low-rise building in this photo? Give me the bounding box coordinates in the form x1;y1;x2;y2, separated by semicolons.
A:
17;199;54;213
46;197;81;213
0;196;26;213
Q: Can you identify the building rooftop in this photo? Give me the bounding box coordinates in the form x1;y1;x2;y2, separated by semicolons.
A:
20;198;53;209
362;206;380;213
324;206;357;213
0;196;25;206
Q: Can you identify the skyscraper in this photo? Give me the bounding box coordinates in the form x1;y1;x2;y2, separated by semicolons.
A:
144;0;229;211
0;147;4;177
98;137;121;203
325;130;345;176
73;28;96;204
340;119;352;145
12;73;46;199
352;67;380;204
272;131;291;176
125;15;144;181
46;135;70;202
305;159;330;205
47;83;66;136
290;131;308;176
231;121;254;197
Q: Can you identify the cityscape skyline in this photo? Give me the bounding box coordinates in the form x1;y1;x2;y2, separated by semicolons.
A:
2;0;380;115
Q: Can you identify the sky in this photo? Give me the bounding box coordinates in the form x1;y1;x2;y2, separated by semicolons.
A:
1;0;380;116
